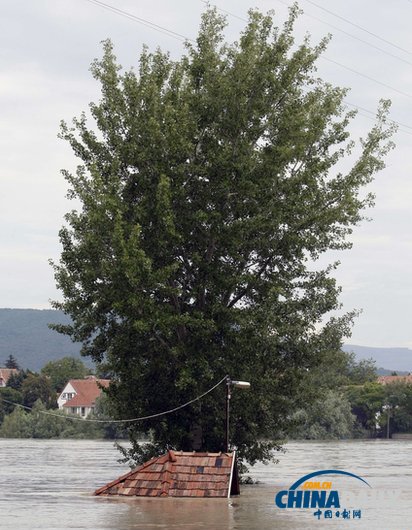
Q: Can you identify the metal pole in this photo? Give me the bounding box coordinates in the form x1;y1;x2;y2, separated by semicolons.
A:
226;377;231;452
386;406;390;439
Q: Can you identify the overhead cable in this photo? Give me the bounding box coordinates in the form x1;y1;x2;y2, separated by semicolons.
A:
345;100;412;133
274;0;412;67
322;56;412;100
85;0;194;42
0;375;228;424
303;0;412;56
199;0;248;22
84;0;412;134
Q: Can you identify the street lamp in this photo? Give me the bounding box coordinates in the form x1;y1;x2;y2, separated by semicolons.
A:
225;376;251;452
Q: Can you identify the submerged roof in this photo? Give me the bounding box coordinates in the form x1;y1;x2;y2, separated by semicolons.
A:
63;378;110;408
95;450;239;498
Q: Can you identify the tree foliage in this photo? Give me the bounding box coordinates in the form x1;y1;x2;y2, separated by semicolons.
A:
288;350;376;439
4;354;20;369
345;382;386;435
387;383;412;435
21;374;57;410
290;389;354;440
345;380;412;437
51;7;395;465
0;387;23;424
0;400;104;439
377;382;412;436
0;407;33;438
41;357;88;392
6;370;27;391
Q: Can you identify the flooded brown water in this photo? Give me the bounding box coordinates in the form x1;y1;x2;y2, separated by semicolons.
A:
0;438;410;529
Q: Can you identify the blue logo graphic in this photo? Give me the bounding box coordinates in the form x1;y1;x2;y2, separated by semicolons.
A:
275;469;370;521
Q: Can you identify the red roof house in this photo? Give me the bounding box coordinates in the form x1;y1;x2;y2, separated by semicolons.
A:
57;376;110;417
377;375;412;385
0;368;19;387
95;450;240;498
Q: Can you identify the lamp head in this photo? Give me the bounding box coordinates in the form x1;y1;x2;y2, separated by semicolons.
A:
231;380;251;389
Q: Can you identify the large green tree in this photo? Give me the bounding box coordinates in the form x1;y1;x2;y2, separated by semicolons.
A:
51;7;394;466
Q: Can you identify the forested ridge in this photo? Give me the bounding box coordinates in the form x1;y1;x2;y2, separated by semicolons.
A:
1;309;409;374
0;309;82;371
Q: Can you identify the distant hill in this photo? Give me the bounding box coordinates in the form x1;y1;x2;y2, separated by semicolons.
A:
0;308;83;371
343;344;412;373
1;309;411;375
376;367;409;376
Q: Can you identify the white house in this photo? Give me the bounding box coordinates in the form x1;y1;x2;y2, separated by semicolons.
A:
57;376;110;417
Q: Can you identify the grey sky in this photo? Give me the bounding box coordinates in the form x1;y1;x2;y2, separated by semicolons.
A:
1;0;411;348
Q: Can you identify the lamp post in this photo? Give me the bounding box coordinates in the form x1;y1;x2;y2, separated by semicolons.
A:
225;376;251;452
380;402;392;439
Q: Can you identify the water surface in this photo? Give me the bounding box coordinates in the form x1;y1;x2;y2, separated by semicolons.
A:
0;439;410;529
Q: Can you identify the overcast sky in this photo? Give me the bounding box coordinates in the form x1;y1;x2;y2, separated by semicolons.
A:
1;0;411;348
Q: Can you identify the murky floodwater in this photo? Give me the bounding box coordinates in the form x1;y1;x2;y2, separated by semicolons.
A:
0;438;410;529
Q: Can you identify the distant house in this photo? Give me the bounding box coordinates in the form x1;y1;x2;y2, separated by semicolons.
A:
57;376;110;417
377;375;412;385
0;368;19;387
95;449;240;498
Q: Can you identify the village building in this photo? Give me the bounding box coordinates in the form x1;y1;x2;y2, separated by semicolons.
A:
377;374;412;385
57;376;110;417
95;450;240;498
0;368;19;387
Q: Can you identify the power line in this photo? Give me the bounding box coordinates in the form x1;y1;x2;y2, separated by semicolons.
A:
303;0;412;56
84;0;412;135
274;0;412;68
0;375;227;424
199;0;412;128
344;100;412;135
322;56;412;100
199;0;248;22
345;101;412;131
84;0;194;42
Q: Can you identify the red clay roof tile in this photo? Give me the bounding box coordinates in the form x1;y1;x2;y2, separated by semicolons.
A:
62;378;110;408
377;375;412;385
95;451;238;498
0;368;19;385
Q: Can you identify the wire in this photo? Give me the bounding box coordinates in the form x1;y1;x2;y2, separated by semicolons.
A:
84;0;412;134
202;0;412;130
199;0;248;22
84;0;194;43
0;375;228;424
344;100;412;133
322;56;412;100
274;0;412;68
303;0;412;56
346;107;412;136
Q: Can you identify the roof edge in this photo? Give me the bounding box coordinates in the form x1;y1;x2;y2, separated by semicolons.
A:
94;454;168;496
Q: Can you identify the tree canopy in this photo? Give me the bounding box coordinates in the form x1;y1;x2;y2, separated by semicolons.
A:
51;7;395;466
4;354;20;369
21;374;56;410
41;357;88;392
